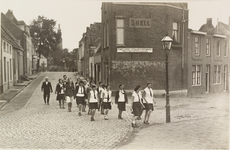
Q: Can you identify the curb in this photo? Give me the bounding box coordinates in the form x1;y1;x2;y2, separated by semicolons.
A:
0;73;41;110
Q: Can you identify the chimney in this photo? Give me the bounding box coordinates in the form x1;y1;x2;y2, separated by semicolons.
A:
207;18;212;25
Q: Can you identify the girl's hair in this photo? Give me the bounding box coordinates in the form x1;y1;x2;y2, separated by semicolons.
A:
119;84;124;88
58;79;62;82
134;85;141;91
147;83;151;86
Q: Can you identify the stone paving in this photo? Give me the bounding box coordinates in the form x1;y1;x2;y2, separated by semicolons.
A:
0;72;229;149
0;72;133;149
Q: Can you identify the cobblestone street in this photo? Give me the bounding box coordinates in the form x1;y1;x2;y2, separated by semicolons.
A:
0;72;229;149
0;72;133;149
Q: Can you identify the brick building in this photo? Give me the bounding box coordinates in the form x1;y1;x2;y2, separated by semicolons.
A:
187;18;229;96
78;23;102;83
101;2;189;91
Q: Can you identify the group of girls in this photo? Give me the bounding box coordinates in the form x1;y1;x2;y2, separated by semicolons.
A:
55;75;113;121
55;75;156;127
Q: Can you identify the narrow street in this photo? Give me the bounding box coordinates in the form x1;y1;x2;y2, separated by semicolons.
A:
0;72;133;149
0;72;229;149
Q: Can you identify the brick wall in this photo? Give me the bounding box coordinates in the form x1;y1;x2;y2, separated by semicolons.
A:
102;3;188;91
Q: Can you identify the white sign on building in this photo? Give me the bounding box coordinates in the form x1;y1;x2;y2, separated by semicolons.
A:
117;48;153;53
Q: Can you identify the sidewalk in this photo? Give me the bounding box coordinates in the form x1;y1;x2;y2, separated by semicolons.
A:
0;73;41;110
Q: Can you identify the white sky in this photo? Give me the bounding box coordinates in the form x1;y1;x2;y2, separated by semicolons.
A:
0;0;230;51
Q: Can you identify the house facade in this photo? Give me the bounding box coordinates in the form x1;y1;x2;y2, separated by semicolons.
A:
101;2;189;91
187;18;229;96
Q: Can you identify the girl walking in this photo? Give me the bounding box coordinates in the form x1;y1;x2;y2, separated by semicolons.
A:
102;85;112;120
115;84;128;119
130;85;145;128
88;85;99;121
65;78;75;112
75;80;87;116
142;83;156;124
55;79;65;109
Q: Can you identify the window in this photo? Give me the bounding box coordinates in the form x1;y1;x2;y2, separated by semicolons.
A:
103;23;106;48
10;45;12;54
192;65;201;86
3;41;6;51
224;41;228;57
214;65;221;84
4;57;6;82
172;22;179;42
116;19;124;45
195;37;200;55
106;22;109;47
206;38;210;56
6;43;9;53
10;59;12;80
217;39;220;57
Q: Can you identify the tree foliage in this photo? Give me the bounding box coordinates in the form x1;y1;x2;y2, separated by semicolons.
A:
29;16;61;58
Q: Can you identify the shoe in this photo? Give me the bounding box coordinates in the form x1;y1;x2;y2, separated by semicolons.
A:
47;103;49;105
104;116;108;120
78;112;82;116
137;117;141;120
131;123;136;128
118;116;123;120
101;112;105;115
144;121;149;124
91;117;95;121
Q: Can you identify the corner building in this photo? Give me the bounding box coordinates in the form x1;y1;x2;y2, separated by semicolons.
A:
101;2;188;91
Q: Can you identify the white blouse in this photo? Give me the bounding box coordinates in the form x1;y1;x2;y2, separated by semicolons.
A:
132;91;142;102
103;90;112;102
118;90;125;102
89;90;98;103
143;87;154;104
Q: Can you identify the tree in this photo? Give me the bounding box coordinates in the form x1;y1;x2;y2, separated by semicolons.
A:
29;16;61;71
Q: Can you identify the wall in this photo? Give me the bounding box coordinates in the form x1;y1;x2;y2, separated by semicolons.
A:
102;2;188;90
187;31;229;96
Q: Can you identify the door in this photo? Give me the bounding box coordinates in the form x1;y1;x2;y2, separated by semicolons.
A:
205;65;210;93
224;65;227;91
7;61;9;89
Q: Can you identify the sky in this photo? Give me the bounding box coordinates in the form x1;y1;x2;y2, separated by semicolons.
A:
0;0;230;51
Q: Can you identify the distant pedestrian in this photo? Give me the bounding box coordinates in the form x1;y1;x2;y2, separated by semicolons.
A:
88;85;99;121
115;84;128;119
130;85;145;128
55;79;65;109
63;75;68;82
75;80;87;116
97;82;105;114
142;83;156;124
41;77;53;105
102;85;112;120
65;78;75;111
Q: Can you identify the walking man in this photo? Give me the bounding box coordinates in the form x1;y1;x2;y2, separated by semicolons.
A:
41;77;53;105
142;83;156;124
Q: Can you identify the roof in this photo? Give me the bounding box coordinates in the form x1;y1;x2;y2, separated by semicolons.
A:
1;25;24;51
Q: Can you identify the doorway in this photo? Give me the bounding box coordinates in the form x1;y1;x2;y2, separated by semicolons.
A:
205;65;210;93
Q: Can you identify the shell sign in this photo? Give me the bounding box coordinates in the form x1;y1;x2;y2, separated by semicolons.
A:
129;18;151;28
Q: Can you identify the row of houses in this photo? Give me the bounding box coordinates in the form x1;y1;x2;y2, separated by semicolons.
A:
0;10;46;94
77;2;229;96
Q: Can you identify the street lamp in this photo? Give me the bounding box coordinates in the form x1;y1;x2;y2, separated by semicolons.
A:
161;35;173;123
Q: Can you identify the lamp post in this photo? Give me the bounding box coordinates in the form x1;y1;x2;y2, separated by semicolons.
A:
161;35;173;123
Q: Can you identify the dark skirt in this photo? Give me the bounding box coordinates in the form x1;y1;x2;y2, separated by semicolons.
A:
89;102;99;110
103;102;111;110
56;94;65;100
76;96;85;105
132;102;142;116
117;102;126;111
143;103;154;111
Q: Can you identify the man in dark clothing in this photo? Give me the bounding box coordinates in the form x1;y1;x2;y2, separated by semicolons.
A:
41;77;53;105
